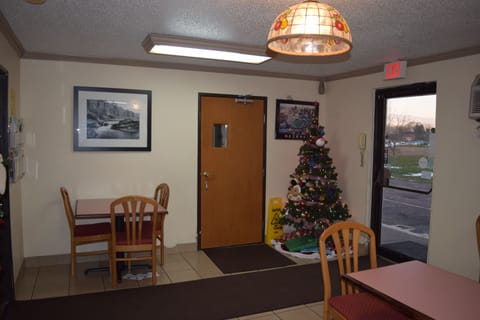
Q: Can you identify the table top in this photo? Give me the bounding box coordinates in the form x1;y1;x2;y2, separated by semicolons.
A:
75;198;168;218
344;260;480;320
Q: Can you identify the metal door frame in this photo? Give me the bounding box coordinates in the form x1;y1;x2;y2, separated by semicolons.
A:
371;82;436;262
196;93;267;249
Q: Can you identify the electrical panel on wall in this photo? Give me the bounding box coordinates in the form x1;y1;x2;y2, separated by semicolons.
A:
8;117;25;183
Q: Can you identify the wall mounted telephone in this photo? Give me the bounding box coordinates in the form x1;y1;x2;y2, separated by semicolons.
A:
359;133;366;167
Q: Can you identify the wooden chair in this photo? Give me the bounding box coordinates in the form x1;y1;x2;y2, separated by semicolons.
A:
319;221;409;320
60;187;111;277
110;195;158;288
153;183;169;264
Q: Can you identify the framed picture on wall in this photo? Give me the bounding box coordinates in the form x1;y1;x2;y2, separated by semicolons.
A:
275;99;319;140
73;86;152;151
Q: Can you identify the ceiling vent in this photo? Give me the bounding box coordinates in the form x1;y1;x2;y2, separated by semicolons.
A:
469;75;480;121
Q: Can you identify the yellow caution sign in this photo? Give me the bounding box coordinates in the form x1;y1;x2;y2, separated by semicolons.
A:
265;197;283;245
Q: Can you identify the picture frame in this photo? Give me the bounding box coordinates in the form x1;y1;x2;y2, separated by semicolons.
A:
73;86;152;151
275;99;319;140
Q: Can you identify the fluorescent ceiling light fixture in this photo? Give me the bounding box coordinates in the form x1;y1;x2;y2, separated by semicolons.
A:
149;45;270;64
143;34;271;64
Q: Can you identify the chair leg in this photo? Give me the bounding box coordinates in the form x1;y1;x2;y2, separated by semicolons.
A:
127;254;132;272
157;235;164;265
70;242;76;277
323;305;329;320
160;240;164;265
152;248;157;286
111;250;117;288
108;242;112;274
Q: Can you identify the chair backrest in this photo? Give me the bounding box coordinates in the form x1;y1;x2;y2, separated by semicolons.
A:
154;183;169;209
60;187;75;233
110;195;158;246
319;221;377;307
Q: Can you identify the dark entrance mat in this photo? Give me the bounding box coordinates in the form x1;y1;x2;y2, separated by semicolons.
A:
383;241;427;262
203;243;296;273
7;263;321;320
6;256;390;320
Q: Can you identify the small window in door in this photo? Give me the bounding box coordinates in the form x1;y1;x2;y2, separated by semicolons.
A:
213;124;228;148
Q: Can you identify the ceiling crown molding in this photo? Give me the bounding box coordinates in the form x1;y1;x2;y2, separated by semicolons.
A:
0;9;24;57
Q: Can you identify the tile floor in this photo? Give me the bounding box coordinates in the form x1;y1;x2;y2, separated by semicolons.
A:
15;246;325;320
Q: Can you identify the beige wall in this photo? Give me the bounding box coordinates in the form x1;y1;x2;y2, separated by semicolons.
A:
19;59;326;258
325;54;480;280
0;32;24;279
13;51;480;281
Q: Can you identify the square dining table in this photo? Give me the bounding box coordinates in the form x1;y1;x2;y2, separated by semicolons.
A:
344;260;480;320
75;197;168;278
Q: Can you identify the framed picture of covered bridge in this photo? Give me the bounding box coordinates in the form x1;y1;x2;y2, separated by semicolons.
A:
73;86;152;151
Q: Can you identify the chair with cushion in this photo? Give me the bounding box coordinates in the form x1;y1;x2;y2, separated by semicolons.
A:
110;195;158;288
60;187;111;277
153;183;169;264
319;220;409;320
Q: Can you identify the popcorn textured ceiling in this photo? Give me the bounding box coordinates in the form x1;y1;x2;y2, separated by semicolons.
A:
1;0;479;80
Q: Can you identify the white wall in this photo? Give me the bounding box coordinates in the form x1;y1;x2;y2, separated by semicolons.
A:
19;59;326;258
325;54;480;280
0;32;24;279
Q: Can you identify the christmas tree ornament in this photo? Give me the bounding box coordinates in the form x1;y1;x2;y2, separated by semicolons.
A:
287;189;302;201
315;138;325;147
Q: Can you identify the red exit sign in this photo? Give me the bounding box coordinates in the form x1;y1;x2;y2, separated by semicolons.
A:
384;61;407;80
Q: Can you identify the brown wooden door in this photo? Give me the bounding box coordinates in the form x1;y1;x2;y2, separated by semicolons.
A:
199;94;266;249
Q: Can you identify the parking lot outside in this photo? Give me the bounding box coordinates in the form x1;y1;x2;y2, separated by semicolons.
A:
380;145;432;261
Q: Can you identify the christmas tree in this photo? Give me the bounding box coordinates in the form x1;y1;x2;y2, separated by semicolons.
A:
280;117;350;239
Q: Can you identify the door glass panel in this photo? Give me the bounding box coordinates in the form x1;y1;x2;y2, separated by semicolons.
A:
381;95;436;262
213;123;228;148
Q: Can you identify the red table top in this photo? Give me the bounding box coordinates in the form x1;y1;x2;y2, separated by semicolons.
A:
345;260;480;320
75;198;167;218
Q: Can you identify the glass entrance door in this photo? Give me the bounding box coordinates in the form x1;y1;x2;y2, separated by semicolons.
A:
372;83;436;262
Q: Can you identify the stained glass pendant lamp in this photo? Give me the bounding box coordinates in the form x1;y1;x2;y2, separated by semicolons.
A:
266;0;352;56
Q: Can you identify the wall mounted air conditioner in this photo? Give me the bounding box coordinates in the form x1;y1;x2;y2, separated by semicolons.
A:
469;75;480;121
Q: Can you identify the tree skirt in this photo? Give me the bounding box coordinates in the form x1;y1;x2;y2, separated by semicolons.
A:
271;240;320;259
271;239;340;261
